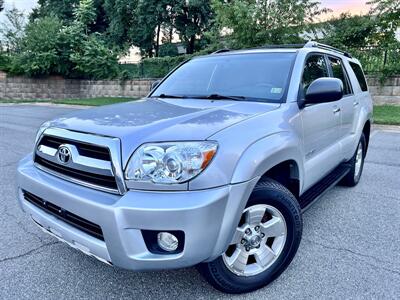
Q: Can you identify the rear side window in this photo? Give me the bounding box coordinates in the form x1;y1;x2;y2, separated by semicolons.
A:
349;62;368;91
301;54;329;93
328;57;352;95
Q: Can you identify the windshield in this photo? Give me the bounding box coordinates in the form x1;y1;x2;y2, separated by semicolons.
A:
151;52;296;103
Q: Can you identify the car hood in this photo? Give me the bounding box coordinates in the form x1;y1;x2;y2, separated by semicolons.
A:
50;98;279;164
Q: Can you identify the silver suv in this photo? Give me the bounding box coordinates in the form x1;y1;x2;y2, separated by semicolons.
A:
17;42;373;293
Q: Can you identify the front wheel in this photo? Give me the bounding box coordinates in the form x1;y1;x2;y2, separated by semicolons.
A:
197;179;302;294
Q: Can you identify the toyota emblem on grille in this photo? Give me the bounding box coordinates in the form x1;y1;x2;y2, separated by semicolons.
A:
57;145;71;164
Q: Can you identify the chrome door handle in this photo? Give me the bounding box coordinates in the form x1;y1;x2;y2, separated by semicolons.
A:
353;101;359;107
333;107;341;113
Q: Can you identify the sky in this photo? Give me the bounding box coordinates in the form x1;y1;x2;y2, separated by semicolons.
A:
321;0;370;17
1;0;371;17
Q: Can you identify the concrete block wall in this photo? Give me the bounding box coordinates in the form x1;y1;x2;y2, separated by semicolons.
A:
0;71;399;104
0;73;155;100
366;76;400;105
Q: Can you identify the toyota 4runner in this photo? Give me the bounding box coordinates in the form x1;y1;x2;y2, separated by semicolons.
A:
17;42;373;293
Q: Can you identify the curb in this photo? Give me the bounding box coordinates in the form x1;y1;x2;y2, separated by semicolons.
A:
0;102;89;109
373;124;400;132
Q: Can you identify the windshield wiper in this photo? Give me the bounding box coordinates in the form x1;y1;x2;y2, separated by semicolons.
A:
152;93;187;99
193;94;247;101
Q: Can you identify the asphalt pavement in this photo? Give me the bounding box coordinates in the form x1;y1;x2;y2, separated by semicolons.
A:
0;104;399;299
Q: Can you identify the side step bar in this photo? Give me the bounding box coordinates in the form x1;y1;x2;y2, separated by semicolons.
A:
300;163;351;211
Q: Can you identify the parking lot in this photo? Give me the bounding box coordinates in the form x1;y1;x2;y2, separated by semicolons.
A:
0;104;399;299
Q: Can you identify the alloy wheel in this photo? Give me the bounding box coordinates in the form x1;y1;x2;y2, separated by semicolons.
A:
222;204;287;277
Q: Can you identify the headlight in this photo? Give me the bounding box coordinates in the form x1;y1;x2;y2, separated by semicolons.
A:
34;121;51;145
125;141;218;184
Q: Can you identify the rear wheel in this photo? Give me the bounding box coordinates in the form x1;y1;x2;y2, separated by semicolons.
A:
197;179;302;294
340;133;366;187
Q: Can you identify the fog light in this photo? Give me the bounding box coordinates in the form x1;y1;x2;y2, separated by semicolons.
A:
157;232;178;252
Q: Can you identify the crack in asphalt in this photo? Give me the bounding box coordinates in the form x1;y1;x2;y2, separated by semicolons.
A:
304;239;400;276
365;160;400;168
2;207;46;244
0;241;59;264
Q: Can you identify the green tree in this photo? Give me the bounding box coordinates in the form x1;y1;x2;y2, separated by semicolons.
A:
319;13;379;49
31;0;109;34
212;0;329;48
0;7;27;52
133;0;172;57
30;0;79;22
74;0;97;33
103;0;138;47
173;0;213;54
367;0;400;45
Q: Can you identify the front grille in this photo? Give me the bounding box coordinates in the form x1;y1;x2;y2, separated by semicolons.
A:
35;133;120;193
34;155;118;190
23;190;104;241
40;135;111;161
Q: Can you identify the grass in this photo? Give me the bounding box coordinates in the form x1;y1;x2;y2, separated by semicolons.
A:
0;97;136;106
373;105;400;125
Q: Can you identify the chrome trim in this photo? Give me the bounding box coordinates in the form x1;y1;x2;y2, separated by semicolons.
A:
36;128;127;194
35;163;120;194
37;145;57;156
37;144;113;176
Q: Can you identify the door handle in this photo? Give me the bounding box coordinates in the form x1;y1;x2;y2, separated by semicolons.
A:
353;101;359;107
333;107;341;113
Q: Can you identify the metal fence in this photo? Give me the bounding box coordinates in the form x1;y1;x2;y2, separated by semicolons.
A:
350;46;400;74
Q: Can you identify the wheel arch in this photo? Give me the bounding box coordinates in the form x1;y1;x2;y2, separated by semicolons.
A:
231;131;305;197
362;119;371;155
259;159;300;199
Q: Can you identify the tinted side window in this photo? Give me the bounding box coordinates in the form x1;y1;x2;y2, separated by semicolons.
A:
350;62;368;91
302;54;329;93
328;57;352;95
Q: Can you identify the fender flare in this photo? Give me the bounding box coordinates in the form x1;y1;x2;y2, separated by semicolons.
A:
352;106;372;154
231;131;305;191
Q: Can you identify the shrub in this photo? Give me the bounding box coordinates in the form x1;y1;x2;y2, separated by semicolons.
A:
4;15;121;79
159;43;179;57
70;34;120;79
120;55;189;78
0;52;11;71
7;16;63;76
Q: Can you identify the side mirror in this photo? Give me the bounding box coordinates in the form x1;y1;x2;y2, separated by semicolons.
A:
304;77;343;105
150;80;161;92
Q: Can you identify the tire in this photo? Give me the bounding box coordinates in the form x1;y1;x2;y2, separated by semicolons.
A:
197;179;302;294
340;133;366;187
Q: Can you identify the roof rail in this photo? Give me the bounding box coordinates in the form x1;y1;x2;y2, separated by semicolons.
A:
260;43;306;49
212;48;231;54
304;41;352;58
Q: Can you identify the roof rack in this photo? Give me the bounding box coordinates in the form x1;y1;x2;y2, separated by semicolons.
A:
212;41;352;58
260;43;306;49
304;41;352;58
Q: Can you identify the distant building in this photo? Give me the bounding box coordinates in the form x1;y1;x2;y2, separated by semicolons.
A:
119;46;142;64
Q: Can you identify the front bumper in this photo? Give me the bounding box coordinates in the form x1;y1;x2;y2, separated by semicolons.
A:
17;155;258;271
